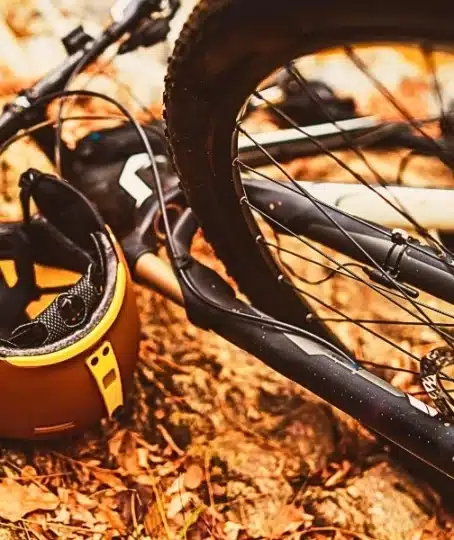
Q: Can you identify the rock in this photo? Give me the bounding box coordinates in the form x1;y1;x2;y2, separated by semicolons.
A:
306;461;436;540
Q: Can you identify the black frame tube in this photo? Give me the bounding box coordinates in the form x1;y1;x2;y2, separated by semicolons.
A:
244;178;454;304
170;208;454;480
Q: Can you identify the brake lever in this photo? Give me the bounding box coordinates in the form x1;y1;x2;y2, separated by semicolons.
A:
118;18;171;54
111;0;161;24
114;0;180;54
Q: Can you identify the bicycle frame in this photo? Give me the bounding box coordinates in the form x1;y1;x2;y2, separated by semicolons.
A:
243;178;454;303
143;198;454;481
1;0;454;482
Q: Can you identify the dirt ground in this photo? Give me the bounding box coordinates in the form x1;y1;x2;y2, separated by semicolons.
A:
0;251;452;539
0;2;454;539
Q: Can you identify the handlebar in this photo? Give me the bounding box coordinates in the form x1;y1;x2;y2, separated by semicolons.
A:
0;0;173;145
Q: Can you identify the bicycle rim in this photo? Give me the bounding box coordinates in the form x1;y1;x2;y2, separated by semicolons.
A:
164;0;454;418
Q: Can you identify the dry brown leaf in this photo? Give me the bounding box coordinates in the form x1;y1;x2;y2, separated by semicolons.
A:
224;521;243;540
325;464;351;487
410;530;424;540
53;505;71;524
85;459;101;467
212;484;226;497
137;447;149;468
92;468;126;491
144;503;164;537
184;464;204;490
0;479;59;522
167;475;185;496
409;516;437;540
149;455;165;464
70;505;96;526
96;507;126;536
270;505;304;537
136;474;158;487
20;466;37;478
3;466;17;479
74;491;97;510
131;433;160;453
57;487;70;505
108;429;127;458
167;492;192;519
117;432;142;476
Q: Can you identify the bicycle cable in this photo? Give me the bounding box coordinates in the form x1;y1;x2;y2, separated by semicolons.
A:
10;87;356;366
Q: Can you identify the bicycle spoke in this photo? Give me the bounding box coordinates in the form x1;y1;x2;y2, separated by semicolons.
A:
309;317;454;326
422;43;447;131
238;158;454;266
252;89;453;256
242;196;454;350
237;126;454;344
358;360;419;375
286;63;412;210
264;236;367;285
345;45;450;158
280;274;423;363
265;235;454;322
231;42;454;414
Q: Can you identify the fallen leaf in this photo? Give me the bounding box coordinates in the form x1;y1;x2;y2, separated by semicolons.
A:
144;503;163;536
135;484;156;508
96;507;126;535
74;491;97;510
20;466;37;478
137;448;149;469
167;492;192;519
224;521;243;540
92;468;126;491
410;530;424;540
53;505;71;524
131;433;159;453
70;505;96;526
391;371;414;390
136;474;158;487
108;429;127;458
3;466;17;479
117;432;141;476
184;464;204;490
325;462;351;487
48;524;71;538
212;484;226;497
0;479;59;522
270;505;304;537
167;474;185;495
211;466;223;476
85;459;101;467
410;517;437;540
149;455;165;464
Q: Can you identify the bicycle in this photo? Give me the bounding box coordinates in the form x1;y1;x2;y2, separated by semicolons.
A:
163;0;454;482
2;0;454;484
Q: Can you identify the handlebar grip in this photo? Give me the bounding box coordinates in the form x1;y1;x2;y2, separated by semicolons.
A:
0;105;25;142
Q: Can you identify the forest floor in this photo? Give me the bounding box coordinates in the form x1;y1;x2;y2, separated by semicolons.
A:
0;2;453;539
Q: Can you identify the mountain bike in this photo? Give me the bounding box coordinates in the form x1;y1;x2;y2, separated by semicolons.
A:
163;0;454;482
3;0;454;483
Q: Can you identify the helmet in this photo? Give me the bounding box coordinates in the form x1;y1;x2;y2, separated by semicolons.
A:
0;168;140;440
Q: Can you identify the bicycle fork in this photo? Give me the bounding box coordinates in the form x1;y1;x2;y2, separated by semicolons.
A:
132;180;454;481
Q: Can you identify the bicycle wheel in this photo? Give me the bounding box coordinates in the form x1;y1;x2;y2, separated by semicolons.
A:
164;0;454;416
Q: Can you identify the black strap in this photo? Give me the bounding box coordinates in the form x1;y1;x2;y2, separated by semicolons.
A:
0;169;109;349
2;232;104;349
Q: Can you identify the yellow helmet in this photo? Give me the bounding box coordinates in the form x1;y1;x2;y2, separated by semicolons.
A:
0;169;140;439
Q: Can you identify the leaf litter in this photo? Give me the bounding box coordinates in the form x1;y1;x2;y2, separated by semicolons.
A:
0;6;452;539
